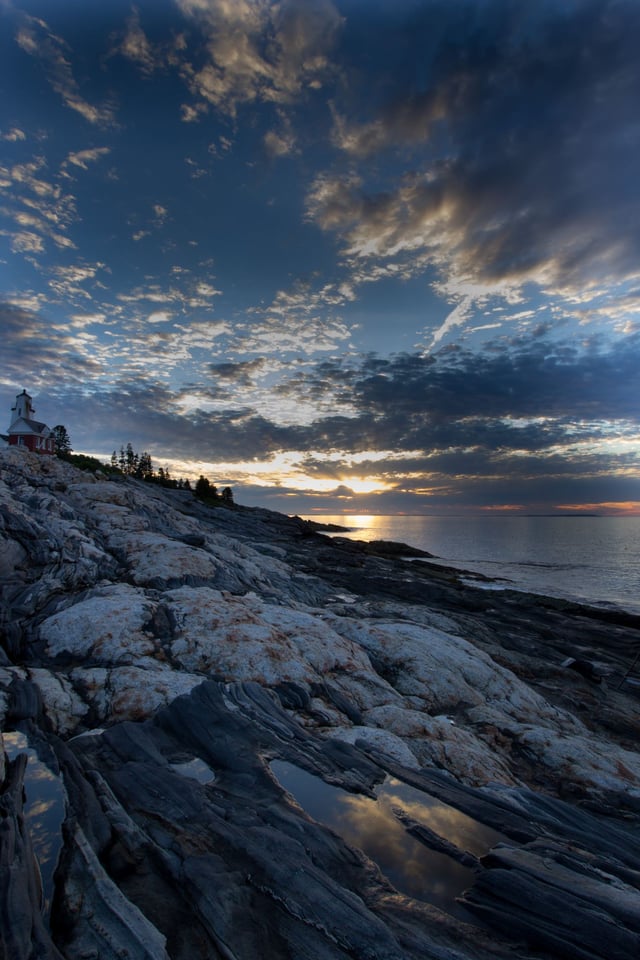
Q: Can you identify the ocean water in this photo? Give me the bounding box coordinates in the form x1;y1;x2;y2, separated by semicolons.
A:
303;515;640;615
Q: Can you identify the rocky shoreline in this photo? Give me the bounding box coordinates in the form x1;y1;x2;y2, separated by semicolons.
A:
2;447;640;959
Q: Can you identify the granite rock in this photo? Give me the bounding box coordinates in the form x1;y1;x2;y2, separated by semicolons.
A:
2;447;640;959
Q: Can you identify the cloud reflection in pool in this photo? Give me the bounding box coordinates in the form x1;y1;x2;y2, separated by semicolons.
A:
3;731;66;921
270;760;504;916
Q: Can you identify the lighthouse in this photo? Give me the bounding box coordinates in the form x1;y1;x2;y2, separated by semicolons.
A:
6;389;56;454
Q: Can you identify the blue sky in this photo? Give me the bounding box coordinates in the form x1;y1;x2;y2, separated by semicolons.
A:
1;0;639;515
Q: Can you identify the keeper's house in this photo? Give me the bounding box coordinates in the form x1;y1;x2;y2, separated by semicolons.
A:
3;389;55;454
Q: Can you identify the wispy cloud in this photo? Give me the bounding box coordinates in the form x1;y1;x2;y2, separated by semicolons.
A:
62;147;111;172
15;15;116;125
118;7;158;74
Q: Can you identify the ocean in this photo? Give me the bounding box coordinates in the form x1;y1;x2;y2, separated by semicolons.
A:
302;515;640;615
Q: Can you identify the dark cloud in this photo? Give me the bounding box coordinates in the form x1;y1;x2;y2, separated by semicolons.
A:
316;0;640;292
36;379;301;462
296;334;640;436
209;358;267;386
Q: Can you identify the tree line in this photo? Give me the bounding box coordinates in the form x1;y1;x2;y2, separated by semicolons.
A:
110;443;234;502
52;428;233;504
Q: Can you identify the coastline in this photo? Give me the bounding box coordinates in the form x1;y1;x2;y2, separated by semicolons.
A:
2;447;640;960
300;512;640;618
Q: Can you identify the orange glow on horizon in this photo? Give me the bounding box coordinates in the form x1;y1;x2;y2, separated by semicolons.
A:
556;501;640;516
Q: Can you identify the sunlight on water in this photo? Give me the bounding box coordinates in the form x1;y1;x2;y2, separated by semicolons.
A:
3;732;66;921
305;514;640;613
270;761;504;917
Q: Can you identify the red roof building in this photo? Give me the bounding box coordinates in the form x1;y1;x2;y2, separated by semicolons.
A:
6;390;55;454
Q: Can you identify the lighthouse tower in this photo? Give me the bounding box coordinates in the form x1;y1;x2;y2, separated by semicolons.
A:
10;389;36;425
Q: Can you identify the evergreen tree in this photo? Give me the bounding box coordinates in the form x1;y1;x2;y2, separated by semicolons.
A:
136;451;154;479
125;442;138;475
52;424;72;455
195;475;211;498
221;486;234;505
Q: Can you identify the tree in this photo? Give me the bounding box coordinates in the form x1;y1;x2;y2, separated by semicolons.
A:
125;442;138;476
195;475;211;498
52;425;72;456
221;486;234;505
136;451;154;480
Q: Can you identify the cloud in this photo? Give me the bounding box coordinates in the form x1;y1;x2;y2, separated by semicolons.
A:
5;231;44;253
264;127;297;158
148;311;172;324
0;302;105;387
176;0;342;117
0;156;78;255
263;109;297;157
5;320;634;515
231;277;355;359
127;203;175;241
209;358;267;386
63;147;111;171
15;15;115;125
51;379;303;462
268;332;640;465
114;274;223;314
309;0;640;327
372;336;639;425
1;128;27;141
330;86;448;159
47;261;108;303
118;7;158;74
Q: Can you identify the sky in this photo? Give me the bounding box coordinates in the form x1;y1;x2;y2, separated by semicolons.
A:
1;0;639;516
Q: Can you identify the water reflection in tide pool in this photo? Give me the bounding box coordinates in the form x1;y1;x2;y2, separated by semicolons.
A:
169;756;216;784
3;731;66;921
270;760;504;917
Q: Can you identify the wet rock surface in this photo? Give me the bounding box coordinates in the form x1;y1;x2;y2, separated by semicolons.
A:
2;447;640;959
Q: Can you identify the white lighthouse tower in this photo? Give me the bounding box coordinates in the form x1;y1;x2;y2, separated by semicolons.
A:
10;389;36;425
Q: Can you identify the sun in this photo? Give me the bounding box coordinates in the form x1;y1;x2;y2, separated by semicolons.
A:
345;478;390;494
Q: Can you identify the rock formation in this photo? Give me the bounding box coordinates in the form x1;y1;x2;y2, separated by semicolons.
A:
1;446;640;959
